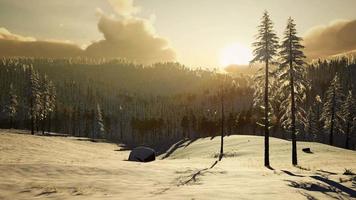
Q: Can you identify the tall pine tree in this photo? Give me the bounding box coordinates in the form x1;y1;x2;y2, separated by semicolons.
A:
40;74;51;135
321;75;344;146
251;11;279;167
277;17;308;165
6;83;18;128
305;95;323;142
340;90;356;149
27;66;41;135
95;103;105;139
47;79;56;133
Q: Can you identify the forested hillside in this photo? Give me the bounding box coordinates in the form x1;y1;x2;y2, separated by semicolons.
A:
0;57;355;149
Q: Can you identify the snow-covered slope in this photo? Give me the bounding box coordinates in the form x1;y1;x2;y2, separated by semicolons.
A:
0;129;355;200
163;135;355;170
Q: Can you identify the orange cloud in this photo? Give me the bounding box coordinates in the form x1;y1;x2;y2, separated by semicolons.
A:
304;19;356;59
85;15;176;64
0;16;176;64
0;28;83;58
0;28;35;41
0;0;176;64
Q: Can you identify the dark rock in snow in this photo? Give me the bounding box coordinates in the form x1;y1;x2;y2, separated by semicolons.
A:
302;148;312;153
128;146;156;162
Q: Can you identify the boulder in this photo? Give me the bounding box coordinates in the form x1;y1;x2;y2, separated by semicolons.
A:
128;146;156;162
302;148;312;153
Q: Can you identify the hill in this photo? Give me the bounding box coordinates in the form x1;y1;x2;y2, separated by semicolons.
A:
0;129;355;200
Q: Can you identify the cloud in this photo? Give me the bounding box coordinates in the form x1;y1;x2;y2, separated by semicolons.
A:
0;18;176;63
304;19;356;59
108;0;140;17
0;0;176;64
87;0;175;64
85;15;176;64
0;28;35;42
0;28;83;58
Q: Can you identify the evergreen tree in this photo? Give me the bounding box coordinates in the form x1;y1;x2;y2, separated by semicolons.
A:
27;67;41;135
269;77;285;137
95;103;105;139
226;113;235;136
340;90;356;149
321;75;344;146
40;74;51;134
5;83;18;128
181;116;189;138
306;108;315;140
250;11;279;167
305;95;323;141
47;80;56;133
190;113;197;137
277;17;308;165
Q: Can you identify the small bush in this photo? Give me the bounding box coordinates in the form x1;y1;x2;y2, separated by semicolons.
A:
343;168;355;175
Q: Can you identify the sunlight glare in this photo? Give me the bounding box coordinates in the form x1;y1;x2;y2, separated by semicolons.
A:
219;43;253;67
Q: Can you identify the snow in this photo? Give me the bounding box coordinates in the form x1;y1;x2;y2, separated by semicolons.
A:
0;129;355;200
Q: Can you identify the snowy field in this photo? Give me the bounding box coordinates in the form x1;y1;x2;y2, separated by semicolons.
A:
0;129;355;200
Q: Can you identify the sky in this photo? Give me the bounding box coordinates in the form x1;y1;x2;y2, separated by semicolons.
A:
0;0;356;68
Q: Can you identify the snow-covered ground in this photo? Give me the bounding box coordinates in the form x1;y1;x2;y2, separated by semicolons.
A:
0;129;355;200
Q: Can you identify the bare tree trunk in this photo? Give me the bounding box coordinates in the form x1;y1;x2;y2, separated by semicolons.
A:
290;57;297;166
289;33;298;166
219;83;225;161
264;59;270;167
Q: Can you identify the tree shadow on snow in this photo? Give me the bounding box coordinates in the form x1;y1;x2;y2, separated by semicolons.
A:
184;137;199;148
161;138;190;159
285;175;356;199
266;165;275;170
150;160;222;196
281;170;305;177
310;176;356;198
316;169;338;175
176;160;222;186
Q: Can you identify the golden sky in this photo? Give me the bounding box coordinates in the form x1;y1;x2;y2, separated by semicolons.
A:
0;0;356;68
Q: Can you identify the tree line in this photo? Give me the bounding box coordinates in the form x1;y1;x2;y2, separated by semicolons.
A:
0;58;252;144
1;63;56;135
0;56;354;150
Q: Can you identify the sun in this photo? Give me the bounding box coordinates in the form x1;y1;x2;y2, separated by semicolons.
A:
219;43;253;67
